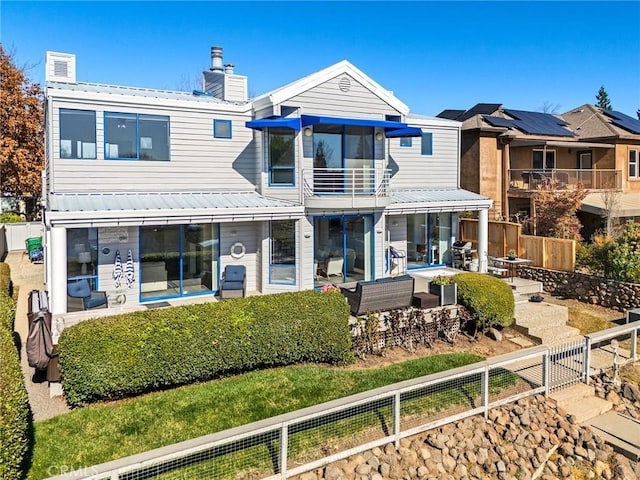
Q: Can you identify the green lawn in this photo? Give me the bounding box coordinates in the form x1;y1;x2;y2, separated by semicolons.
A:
28;353;487;479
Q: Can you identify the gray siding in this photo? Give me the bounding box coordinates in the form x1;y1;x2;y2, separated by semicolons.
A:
288;74;401;119
49;99;257;193
220;222;260;293
388;126;459;189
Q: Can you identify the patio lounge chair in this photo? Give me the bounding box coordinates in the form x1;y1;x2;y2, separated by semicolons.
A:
326;257;344;280
67;279;108;311
220;265;246;299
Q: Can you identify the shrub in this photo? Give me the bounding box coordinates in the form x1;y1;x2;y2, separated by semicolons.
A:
0;213;24;224
0;292;16;332
0;326;30;480
453;272;515;331
0;262;12;297
59;290;353;407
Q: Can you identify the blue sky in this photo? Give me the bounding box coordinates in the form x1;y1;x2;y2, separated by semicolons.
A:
2;1;639;116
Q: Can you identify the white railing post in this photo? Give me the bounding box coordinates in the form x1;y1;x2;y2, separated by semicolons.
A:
584;337;591;385
631;327;638;362
543;349;550;395
280;424;288;479
394;391;401;448
482;367;489;418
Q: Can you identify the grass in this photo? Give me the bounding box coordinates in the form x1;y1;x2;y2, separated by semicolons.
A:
565;306;614;335
28;352;489;480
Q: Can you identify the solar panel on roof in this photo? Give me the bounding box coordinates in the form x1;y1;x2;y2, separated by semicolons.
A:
458;103;502;121
503;109;574;137
483;116;516;128
436;109;465;120
603;110;640;134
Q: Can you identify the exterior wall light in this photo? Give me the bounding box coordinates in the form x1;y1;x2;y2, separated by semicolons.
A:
304;127;313;137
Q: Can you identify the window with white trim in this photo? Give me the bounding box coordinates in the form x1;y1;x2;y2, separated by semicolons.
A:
630;149;639;178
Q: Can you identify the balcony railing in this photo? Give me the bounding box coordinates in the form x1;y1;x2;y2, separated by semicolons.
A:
303;168;390;198
509;169;621;191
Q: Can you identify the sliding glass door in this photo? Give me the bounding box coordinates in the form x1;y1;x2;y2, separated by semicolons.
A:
406;213;452;269
313;215;373;287
139;223;218;300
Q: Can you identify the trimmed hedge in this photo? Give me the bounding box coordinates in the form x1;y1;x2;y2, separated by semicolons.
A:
0;292;16;332
453;272;515;330
0;262;11;297
0;295;30;480
59;290;353;407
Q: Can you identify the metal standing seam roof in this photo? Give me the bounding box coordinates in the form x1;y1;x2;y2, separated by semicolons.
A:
389;189;493;209
48;191;303;213
46;81;246;105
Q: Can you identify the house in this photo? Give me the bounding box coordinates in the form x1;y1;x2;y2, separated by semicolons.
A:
43;47;492;314
439;104;640;236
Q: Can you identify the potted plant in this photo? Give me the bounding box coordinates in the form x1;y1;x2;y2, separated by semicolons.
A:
506;249;518;260
429;275;457;306
529;292;545;303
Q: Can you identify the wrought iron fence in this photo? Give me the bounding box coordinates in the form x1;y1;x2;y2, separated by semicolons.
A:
48;321;640;480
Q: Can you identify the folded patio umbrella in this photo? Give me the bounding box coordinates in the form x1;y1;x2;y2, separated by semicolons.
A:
125;249;135;289
112;250;123;288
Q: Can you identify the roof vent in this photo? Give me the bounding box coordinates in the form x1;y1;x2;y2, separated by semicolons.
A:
338;76;351;92
46;51;76;83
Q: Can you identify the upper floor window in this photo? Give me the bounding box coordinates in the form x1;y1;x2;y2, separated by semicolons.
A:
60;109;96;159
630;149;639;178
268;128;295;186
400;137;412;147
105;113;170;161
532;149;556;170
421;132;433;156
213;119;232;139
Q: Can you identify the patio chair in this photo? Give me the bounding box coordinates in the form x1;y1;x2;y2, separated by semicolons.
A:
67;279;108;312
220;265;246;299
326;257;344;281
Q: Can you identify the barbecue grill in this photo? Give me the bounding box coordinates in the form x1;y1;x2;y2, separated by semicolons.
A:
452;241;475;269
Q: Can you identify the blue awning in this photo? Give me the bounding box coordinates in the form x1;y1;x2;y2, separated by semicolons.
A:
385;127;423;138
245;118;301;131
301;114;407;130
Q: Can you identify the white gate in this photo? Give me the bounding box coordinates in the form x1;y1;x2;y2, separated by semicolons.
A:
549;339;587;392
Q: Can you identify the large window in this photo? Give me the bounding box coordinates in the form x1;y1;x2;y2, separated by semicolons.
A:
60;109;96;159
532;150;556;170
105;112;170;161
67;228;98;287
268;128;295;185
270;220;296;284
139;224;217;300
630;149;639;178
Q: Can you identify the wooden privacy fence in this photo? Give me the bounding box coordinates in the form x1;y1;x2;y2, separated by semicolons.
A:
459;219;576;272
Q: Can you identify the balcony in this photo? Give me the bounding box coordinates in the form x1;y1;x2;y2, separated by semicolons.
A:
509;169;621;192
303;168;391;209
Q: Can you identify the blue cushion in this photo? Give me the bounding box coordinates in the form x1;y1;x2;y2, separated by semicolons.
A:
222;281;244;291
68;281;91;299
84;294;107;309
224;266;246;282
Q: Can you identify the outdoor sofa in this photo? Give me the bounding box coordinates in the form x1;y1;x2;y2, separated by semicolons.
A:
340;275;415;316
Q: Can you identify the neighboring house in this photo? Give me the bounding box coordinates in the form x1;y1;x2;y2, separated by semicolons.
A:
43;48;492;314
439;104;640;236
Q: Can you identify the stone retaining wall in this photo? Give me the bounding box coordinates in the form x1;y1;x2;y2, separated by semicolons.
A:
519;266;640;312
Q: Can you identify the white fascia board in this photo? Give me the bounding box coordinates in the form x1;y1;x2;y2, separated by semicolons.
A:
386;199;493;214
46;205;306;227
46;86;252;115
406;116;461;129
252;60;409;116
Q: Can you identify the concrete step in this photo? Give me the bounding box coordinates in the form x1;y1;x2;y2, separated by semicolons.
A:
551;384;613;423
508;279;543;295
587;411;640;461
